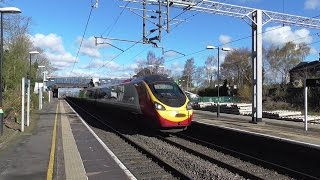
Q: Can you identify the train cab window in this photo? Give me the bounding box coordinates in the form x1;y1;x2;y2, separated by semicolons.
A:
152;82;184;98
150;82;186;107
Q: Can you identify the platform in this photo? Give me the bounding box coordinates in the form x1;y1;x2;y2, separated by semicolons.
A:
1;100;320;180
0;99;133;180
193;110;320;149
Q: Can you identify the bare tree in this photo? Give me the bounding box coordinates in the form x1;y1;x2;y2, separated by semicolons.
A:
220;48;251;88
134;51;165;76
265;42;310;84
193;66;205;91
204;55;217;87
181;58;195;91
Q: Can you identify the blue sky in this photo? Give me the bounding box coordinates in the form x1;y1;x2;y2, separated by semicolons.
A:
3;0;320;79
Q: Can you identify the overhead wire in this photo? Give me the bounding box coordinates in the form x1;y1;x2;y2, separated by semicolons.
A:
165;29;320;63
84;1;131;78
69;3;95;77
82;1;320;78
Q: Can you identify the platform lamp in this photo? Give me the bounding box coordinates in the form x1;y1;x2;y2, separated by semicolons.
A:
38;65;45;110
206;45;231;118
27;51;39;126
0;7;21;135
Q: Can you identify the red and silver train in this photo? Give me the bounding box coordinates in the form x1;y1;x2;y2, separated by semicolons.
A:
78;75;193;131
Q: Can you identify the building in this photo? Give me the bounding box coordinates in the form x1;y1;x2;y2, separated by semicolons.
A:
289;60;320;87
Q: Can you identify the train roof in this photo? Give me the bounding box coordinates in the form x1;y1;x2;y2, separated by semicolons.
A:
82;75;173;91
131;74;173;84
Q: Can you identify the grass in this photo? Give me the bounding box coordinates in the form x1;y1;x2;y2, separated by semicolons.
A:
0;112;40;152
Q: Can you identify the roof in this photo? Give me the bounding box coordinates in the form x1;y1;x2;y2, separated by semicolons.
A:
289;60;320;72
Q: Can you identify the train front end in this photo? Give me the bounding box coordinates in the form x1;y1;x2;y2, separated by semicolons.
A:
145;78;193;131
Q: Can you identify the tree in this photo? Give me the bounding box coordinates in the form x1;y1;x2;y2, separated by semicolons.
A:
1;14;54;127
134;51;165;76
265;42;310;84
220;48;251;89
181;58;195;91
204;55;217;87
193;66;206;91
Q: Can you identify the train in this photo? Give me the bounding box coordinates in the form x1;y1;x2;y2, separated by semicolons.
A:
77;75;193;131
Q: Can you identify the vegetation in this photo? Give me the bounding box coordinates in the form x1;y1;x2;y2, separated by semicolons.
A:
1;14;53;129
134;41;316;112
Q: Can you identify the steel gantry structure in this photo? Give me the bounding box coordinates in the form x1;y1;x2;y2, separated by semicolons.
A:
118;0;320;123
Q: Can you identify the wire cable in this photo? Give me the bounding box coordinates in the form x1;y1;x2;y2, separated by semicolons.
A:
100;1;130;36
69;4;95;77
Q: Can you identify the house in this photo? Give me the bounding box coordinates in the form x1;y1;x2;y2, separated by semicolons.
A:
289;60;320;87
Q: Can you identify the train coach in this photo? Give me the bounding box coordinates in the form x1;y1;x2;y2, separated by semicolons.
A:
77;75;193;131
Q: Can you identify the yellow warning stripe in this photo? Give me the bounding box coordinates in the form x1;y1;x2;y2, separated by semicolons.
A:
47;103;59;180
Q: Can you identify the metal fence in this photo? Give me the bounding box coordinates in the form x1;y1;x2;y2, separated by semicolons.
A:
190;96;241;103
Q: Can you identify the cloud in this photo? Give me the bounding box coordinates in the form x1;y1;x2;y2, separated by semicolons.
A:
263;26;312;46
81;59;121;70
77;36;101;58
77;36;112;58
29;33;78;69
304;0;320;9
169;61;184;73
164;50;186;58
30;33;65;54
219;35;232;45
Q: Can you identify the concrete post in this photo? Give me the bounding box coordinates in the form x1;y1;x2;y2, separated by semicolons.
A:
21;77;25;132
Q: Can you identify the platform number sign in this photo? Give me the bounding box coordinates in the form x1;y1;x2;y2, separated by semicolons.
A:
306;78;320;87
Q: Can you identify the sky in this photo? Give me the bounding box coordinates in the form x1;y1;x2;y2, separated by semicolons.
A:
3;0;320;79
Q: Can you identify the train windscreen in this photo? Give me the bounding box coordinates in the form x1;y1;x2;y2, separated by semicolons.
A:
151;82;186;107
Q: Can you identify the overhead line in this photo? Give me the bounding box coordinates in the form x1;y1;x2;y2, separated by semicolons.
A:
82;1;320;78
165;30;320;63
100;1;130;36
84;1;131;78
69;4;95;77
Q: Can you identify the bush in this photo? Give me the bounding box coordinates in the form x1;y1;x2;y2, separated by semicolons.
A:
238;85;251;102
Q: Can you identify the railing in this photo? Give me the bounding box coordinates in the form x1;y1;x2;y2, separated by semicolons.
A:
190;96;241;103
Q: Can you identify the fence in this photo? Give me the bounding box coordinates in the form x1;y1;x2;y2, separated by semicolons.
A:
190;96;241;103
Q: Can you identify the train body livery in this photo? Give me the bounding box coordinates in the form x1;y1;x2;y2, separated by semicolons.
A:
79;75;193;131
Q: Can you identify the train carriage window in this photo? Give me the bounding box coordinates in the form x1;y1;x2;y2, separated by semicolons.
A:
122;84;138;104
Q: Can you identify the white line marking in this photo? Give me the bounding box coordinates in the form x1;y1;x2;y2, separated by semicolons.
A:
195;120;320;149
65;100;137;180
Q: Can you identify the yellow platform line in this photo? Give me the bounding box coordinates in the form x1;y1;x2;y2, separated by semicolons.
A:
47;103;59;180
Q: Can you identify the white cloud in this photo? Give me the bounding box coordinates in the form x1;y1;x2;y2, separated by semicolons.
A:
81;59;121;70
77;36;101;58
219;35;232;45
29;33;78;70
30;33;65;54
304;0;320;9
164;50;186;58
169;61;184;74
263;26;312;46
310;47;318;55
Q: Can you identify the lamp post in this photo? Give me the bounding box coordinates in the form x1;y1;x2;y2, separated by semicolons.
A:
38;65;45;110
0;7;21;135
206;45;231;118
27;51;39;126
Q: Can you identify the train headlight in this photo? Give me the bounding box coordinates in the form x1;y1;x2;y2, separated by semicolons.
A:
154;102;166;110
186;102;193;110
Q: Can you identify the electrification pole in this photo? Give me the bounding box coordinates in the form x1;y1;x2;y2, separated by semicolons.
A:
119;0;320;123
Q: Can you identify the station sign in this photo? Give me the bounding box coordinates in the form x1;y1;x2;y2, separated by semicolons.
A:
306;78;320;87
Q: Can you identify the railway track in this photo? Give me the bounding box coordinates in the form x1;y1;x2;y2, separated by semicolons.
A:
66;99;248;179
66;98;320;179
